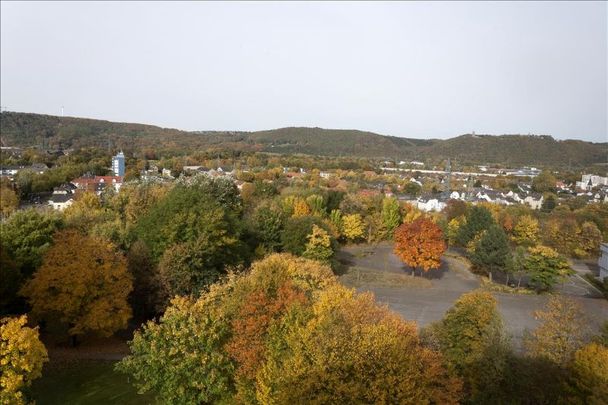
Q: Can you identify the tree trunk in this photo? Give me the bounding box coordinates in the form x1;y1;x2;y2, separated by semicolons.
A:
517;276;522;288
489;271;493;282
506;274;510;286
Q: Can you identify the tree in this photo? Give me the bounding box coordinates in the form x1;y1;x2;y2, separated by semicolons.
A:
470;225;512;279
456;205;495;246
532;170;557;193
394;218;446;274
303;225;334;263
576;221;602;258
341;213;365;242
0;184;19;217
524;296;587;366
258;285;462;404
512;215;540;246
381;197;401;233
118;254;335;404
541;193;557;212
0;316;48;405
158;231;240;300
305;194;325;216
21;230;132;342
292;197;311;218
0;209;62;313
250;202;284;252
135;178;244;261
444;199;467;221
425;290;509;401
281;216;327;256
569;343;608;404
524;246;572;292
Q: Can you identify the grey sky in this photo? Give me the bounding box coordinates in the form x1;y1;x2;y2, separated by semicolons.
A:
1;1;606;142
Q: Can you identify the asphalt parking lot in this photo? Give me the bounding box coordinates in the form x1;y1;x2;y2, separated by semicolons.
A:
337;243;608;346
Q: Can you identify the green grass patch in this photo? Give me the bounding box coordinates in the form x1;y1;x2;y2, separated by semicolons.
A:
339;266;432;289
29;360;156;405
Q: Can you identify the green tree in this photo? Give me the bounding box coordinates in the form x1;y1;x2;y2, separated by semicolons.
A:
524;246;573;292
250;202;284;252
135;177;244;261
532;170;557;193
456;206;495;246
281;216;329;256
381;197;401;234
470;225;512;279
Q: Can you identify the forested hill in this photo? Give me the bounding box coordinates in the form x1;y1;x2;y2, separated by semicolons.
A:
1;111;606;167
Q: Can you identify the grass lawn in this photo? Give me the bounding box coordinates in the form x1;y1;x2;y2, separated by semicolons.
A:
29;360;156;405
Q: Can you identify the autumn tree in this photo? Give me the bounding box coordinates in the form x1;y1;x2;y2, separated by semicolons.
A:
0;316;49;405
524;296;587;366
444;199;467;221
302;224;334;263
0;183;19;217
281;216;328;256
21;230;132;343
576;221;602;258
258;285;462;404
341;213;365;242
118;254;335;404
511;214;540;246
524;246;573;292
569;343;608;403
424;290;509;402
394;218;446;274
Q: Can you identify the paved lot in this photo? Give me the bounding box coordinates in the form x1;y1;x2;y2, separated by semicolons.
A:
337;243;608;346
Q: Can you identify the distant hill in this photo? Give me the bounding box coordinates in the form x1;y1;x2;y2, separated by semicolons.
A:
1;111;606;167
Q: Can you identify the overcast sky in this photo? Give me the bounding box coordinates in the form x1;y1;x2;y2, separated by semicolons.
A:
1;1;606;142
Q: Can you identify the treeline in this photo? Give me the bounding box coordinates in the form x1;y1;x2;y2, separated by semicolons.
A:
2;111;607;166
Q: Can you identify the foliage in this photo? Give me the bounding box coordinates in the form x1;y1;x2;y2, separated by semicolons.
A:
0;185;19;217
569;343;608;404
393;218;446;272
456;205;495;247
158;231;240;299
0;316;48;405
250;202;284;252
118;254;335;404
576;221;602;258
444;199;467;221
381;197;401;233
303;225;334;263
281;216;327;256
292;197;311;218
257;285;462;404
127;240;160;318
524;296;587;366
21;230;132;338
425;290;508;401
135;177;243;261
341;213;365;242
511;214;540;246
470;225;512;276
532;170;557;193
524;246;573;292
446;217;464;246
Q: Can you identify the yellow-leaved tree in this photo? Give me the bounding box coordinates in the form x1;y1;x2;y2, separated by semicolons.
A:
21;230;132;344
0;315;48;405
341;213;365;242
512;215;540;246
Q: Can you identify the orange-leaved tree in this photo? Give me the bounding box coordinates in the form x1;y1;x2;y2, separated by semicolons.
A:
21;230;132;343
394;217;446;274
